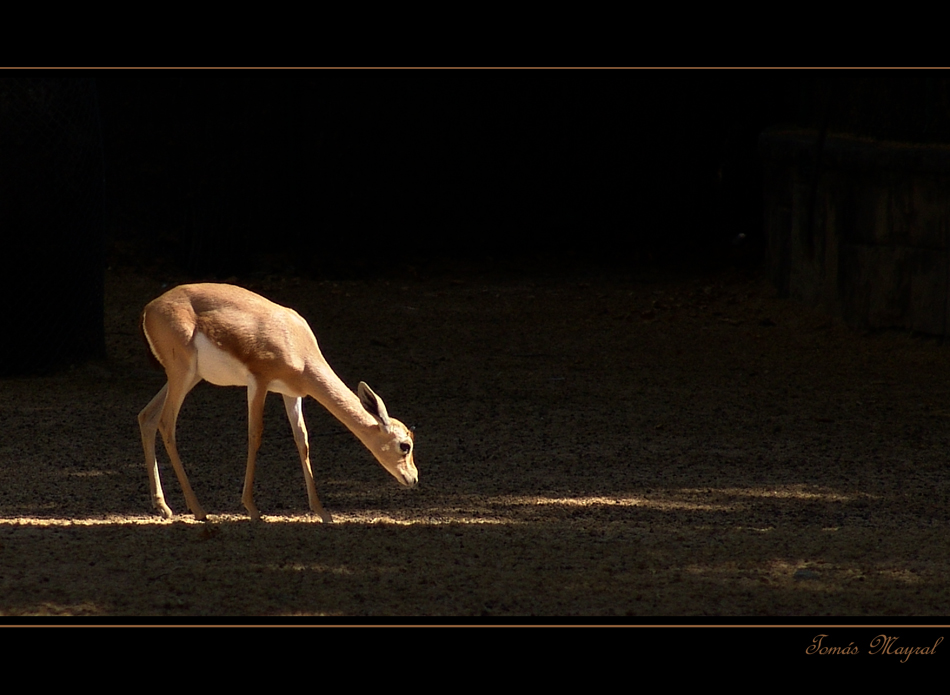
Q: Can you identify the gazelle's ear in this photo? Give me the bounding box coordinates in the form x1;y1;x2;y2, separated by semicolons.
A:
358;382;392;431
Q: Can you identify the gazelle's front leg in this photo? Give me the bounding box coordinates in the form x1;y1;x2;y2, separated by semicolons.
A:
283;395;333;523
241;378;268;521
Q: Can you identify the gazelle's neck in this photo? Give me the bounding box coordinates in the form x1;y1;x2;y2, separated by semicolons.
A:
304;360;378;441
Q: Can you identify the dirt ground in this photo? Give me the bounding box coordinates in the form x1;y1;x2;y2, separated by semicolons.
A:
2;260;950;619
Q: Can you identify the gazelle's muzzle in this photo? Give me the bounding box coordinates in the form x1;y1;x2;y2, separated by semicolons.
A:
397;461;418;488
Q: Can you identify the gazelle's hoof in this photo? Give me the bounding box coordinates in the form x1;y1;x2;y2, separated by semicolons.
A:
156;503;174;520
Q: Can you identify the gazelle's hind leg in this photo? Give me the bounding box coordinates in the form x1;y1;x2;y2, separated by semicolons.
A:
283;394;333;523
156;370;206;520
138;383;174;518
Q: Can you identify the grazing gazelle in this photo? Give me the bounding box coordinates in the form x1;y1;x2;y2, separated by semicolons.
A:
137;283;417;523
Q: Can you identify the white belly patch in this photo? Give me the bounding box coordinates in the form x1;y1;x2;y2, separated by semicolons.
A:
193;332;303;397
194;332;251;387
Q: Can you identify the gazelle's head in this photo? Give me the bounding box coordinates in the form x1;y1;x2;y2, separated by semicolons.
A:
358;382;418;488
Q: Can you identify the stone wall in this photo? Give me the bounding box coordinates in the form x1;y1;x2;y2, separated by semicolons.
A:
761;127;950;335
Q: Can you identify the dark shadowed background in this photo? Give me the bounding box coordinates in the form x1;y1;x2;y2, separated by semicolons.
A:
96;73;786;274
7;73;950;373
0;72;797;373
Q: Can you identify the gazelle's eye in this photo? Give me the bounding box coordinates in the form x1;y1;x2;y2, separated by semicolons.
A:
399;442;411;455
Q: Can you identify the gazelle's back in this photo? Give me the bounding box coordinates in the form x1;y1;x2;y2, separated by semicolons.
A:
143;283;319;383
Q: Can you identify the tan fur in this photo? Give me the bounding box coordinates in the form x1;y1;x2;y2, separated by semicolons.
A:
137;283;417;523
